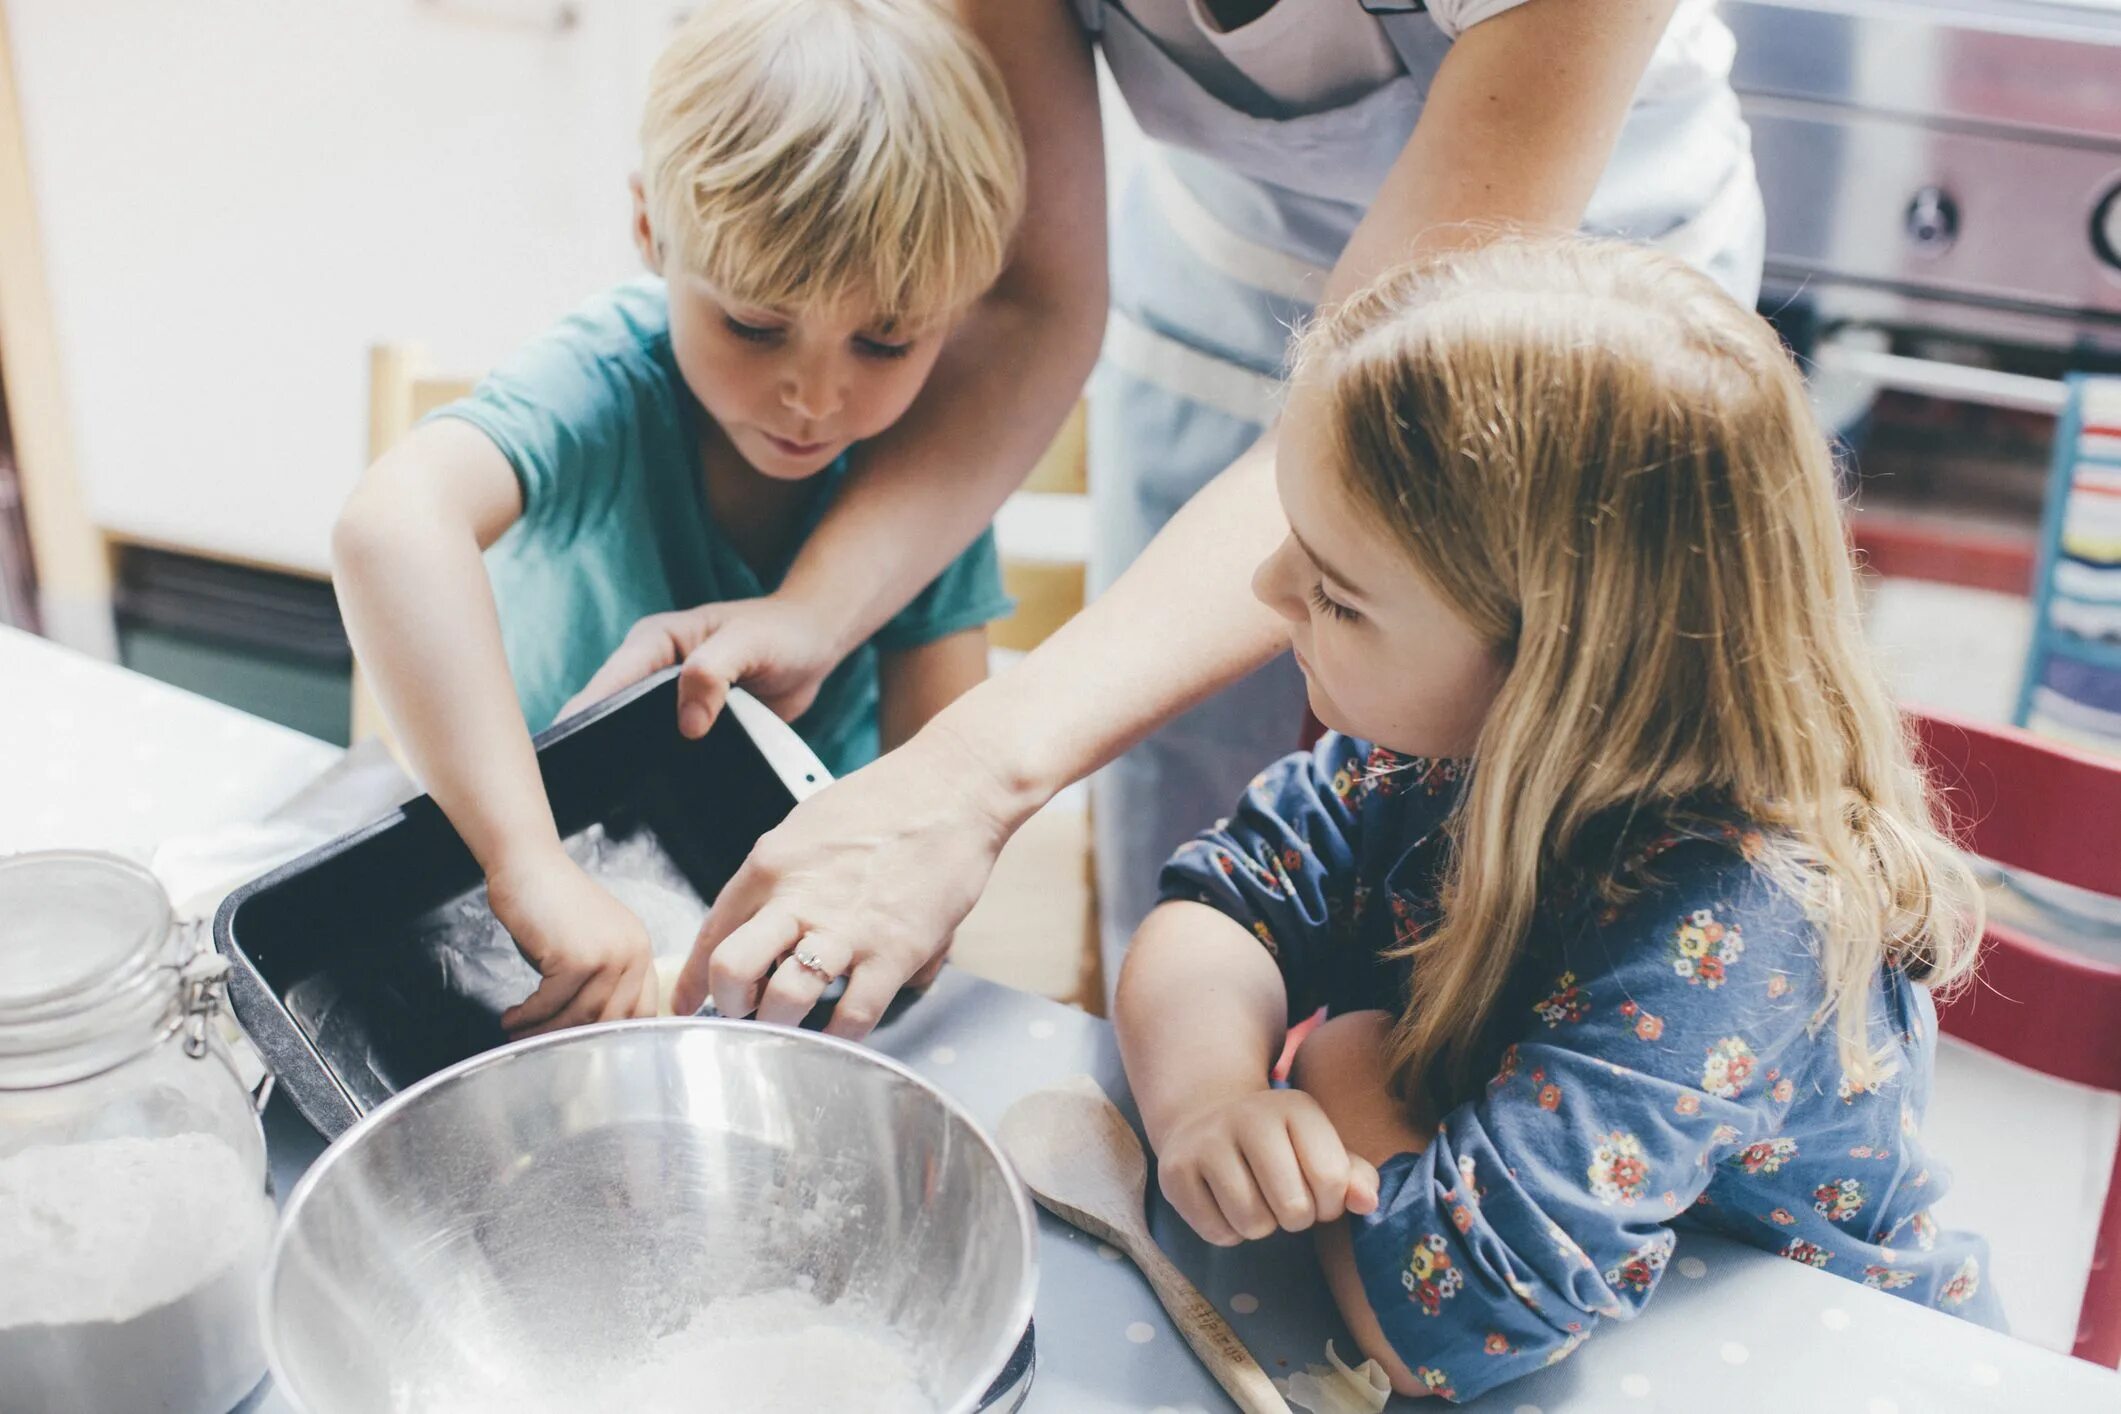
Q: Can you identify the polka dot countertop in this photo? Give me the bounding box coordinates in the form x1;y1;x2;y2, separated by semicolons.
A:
863;971;2121;1412
18;626;2119;1414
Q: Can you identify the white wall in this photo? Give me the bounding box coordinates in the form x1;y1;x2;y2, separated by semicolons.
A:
8;0;670;574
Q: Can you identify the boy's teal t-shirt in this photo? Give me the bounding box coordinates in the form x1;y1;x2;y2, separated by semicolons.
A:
429;278;1011;778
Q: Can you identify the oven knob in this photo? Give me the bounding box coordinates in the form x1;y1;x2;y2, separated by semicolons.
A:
1905;186;1958;255
2097;182;2121;272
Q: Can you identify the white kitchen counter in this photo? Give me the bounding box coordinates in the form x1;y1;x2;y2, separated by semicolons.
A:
0;626;341;858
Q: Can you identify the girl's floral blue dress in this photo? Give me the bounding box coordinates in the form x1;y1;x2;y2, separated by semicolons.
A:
1158;734;2003;1403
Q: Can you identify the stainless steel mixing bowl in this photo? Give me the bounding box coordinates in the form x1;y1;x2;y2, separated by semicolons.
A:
262;1019;1038;1413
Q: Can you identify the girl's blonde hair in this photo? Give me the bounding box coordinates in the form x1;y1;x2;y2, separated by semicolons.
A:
640;0;1025;327
1295;236;1982;1106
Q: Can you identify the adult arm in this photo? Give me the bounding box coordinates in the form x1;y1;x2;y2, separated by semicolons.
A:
576;0;1110;730
677;0;1687;1034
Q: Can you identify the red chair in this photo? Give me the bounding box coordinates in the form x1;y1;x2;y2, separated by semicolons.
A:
1914;707;2121;1366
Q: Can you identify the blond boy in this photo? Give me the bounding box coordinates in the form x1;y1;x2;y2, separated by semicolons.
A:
332;0;1025;1036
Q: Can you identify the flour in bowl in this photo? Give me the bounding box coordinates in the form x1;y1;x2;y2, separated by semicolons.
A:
402;1286;938;1414
607;1287;937;1413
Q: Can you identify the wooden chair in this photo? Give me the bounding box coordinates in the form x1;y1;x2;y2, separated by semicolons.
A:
992;400;1089;652
1916;707;2121;1366
351;344;477;748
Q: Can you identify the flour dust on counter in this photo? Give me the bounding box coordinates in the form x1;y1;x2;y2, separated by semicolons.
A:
393;1286;937;1414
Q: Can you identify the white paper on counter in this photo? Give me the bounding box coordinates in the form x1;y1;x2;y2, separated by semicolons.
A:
1279;1339;1393;1414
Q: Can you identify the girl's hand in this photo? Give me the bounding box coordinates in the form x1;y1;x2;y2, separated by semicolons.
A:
559;596;843;737
490;849;661;1036
1157;1089;1381;1247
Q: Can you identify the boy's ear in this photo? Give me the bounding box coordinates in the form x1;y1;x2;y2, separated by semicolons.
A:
628;173;659;276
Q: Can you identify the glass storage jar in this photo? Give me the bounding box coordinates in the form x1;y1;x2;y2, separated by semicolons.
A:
0;850;276;1414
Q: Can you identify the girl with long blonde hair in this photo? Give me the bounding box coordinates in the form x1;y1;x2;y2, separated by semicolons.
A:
1115;235;1998;1402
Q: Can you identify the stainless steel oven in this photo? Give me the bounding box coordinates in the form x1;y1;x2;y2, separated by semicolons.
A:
1725;0;2121;582
1730;0;2121;367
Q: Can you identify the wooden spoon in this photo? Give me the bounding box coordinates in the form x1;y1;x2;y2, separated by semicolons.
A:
999;1075;1293;1414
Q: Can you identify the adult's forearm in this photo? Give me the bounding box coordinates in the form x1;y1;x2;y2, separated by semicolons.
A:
923;433;1289;825
782;289;1105;660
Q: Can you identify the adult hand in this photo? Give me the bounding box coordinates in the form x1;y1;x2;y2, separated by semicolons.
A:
559;595;843;737
1157;1088;1381;1248
668;720;1025;1038
490;848;661;1037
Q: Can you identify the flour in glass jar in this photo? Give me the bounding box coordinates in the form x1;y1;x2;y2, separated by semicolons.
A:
0;1132;274;1414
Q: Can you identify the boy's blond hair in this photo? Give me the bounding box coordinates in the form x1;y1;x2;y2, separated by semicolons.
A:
1295;236;1982;1108
640;0;1024;329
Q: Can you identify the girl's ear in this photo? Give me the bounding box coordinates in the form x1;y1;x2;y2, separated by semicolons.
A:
628;174;659;275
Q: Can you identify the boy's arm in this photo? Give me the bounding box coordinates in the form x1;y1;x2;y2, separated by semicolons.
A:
876;628;989;755
332;420;658;1033
333;420;538;869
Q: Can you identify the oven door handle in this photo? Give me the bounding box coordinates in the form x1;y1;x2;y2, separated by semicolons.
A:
1812;341;2069;416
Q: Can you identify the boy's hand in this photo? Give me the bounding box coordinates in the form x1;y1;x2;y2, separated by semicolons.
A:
490;850;661;1036
1156;1089;1381;1247
559;596;841;738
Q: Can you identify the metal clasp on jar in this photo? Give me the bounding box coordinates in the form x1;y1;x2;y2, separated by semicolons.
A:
174;925;275;1112
179;947;232;1060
